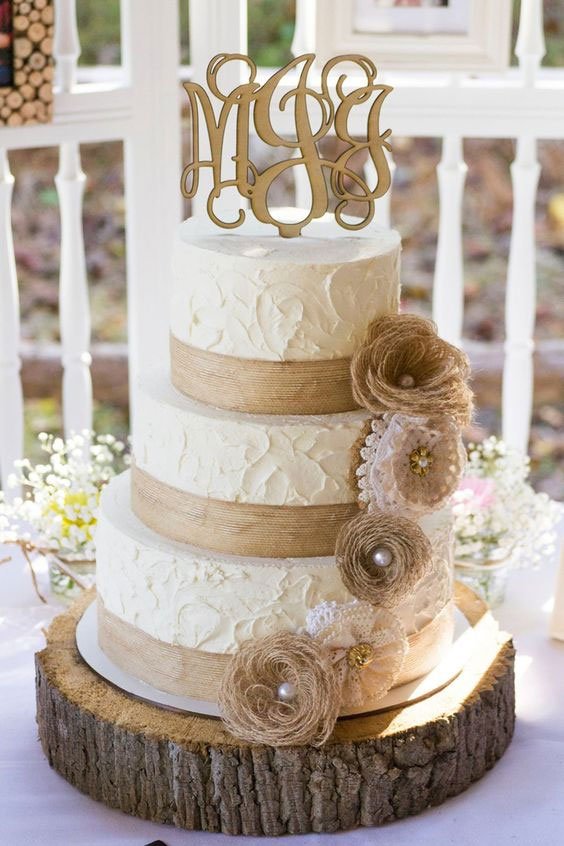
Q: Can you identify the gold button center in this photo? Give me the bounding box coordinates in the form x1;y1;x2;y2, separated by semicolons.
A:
347;642;375;670
409;446;434;477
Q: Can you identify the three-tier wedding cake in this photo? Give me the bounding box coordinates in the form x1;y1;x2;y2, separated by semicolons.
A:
35;53;514;835
94;214;471;744
93;52;473;748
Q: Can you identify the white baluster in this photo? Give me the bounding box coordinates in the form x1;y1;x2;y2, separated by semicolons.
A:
53;1;92;437
121;0;182;428
54;0;81;91
55;143;93;436
0;150;24;495
188;0;247;219
291;4;318;214
515;0;545;87
502;136;540;452
367;149;396;229
432;135;467;347
291;0;316;57
502;0;545;452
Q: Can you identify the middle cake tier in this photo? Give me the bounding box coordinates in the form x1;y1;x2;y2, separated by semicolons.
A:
132;370;369;556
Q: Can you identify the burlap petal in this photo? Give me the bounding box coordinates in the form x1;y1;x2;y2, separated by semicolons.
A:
335;509;432;607
306;600;407;708
351;314;473;426
368;414;466;516
218;632;340;747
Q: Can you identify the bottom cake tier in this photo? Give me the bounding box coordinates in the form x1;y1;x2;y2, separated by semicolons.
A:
95;471;455;714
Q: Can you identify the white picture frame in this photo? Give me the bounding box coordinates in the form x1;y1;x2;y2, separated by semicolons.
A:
315;0;513;73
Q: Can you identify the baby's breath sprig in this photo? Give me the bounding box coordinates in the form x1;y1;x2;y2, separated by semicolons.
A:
0;431;129;601
452;436;562;568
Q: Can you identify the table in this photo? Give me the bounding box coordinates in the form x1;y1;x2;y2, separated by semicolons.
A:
1;537;563;846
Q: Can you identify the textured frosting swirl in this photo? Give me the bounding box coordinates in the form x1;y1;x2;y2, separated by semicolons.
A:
95;473;453;653
134;371;369;506
171;217;401;362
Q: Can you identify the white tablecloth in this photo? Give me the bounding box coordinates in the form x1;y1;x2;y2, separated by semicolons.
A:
2;537;564;846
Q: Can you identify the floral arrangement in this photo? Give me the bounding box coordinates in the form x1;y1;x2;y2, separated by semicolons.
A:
452;436;562;568
351;314;471;520
217;314;467;747
0;431;128;601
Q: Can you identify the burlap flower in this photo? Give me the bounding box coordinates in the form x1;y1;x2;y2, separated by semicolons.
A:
351;314;473;426
335;509;432;607
306;600;407;709
218;632;340;747
359;414;466;516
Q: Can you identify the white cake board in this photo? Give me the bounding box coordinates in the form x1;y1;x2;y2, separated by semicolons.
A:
76;602;473;719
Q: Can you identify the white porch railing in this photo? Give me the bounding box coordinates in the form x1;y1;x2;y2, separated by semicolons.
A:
0;0;182;493
0;0;562;491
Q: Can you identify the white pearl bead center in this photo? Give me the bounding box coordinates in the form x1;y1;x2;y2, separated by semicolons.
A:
372;547;393;568
398;373;415;388
277;681;296;702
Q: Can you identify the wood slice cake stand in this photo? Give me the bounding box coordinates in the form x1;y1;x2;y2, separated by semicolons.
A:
35;583;515;837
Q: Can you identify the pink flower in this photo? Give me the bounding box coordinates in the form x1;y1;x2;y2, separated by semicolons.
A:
457;476;495;508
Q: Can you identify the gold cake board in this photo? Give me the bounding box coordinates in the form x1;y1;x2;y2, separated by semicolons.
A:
35;583;515;836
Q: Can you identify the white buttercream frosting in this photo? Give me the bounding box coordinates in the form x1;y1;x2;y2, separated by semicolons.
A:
134;370;369;506
95;473;453;654
171;217;401;362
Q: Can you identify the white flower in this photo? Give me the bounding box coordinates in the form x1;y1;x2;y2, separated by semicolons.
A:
357;414;466;518
453;436;562;567
0;432;128;558
306;600;407;709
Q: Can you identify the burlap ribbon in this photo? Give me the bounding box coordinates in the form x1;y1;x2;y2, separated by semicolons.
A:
97;600;454;715
170;334;360;415
131;464;359;557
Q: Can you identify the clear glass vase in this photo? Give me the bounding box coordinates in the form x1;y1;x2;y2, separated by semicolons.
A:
455;552;511;608
48;555;96;604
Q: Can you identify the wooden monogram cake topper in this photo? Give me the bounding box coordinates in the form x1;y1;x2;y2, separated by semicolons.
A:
181;53;393;238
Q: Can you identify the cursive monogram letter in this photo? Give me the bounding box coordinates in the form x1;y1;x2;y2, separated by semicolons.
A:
182;53;393;237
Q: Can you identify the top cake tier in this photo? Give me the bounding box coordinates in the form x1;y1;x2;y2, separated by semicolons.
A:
170;216;401;363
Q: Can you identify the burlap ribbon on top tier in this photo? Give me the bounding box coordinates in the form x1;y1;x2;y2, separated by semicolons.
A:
97;599;455;714
170;334;360;415
131;464;359;557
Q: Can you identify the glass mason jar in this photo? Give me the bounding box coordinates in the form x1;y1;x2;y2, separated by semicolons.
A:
455;550;512;608
48;554;96;604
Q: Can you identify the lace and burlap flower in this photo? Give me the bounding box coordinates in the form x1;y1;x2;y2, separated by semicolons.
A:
306;600;407;709
335;509;432;607
358;414;466;516
351;314;473;426
218;632;340;747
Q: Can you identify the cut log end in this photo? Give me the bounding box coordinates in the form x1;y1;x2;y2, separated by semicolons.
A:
35;587;515;836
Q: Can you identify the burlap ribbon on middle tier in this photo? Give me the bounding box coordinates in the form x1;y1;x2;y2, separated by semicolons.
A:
97;600;455;715
170;334;360;415
131;464;359;557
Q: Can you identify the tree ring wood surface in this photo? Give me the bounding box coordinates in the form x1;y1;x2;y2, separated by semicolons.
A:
35;583;515;836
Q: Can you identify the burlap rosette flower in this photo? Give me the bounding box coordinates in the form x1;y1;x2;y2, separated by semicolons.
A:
335;509;432;607
351;313;473;426
306;600;407;709
218;631;340;747
357;413;466;516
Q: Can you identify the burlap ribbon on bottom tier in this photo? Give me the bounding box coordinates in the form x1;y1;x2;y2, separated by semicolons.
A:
97;600;454;715
131;464;359;558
